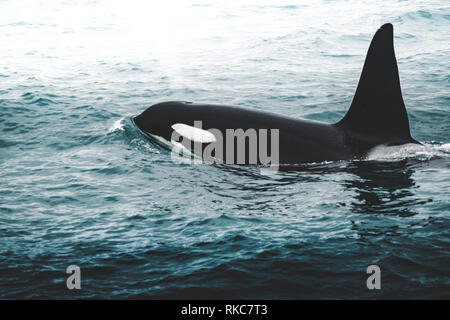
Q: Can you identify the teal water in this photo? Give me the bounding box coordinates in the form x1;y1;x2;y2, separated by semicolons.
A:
0;0;449;299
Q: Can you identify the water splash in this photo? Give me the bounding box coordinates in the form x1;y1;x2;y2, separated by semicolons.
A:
365;142;450;161
108;117;125;133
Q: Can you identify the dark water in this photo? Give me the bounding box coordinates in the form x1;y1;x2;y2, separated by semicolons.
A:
0;1;449;299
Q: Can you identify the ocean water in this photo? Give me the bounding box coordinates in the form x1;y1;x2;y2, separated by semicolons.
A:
0;0;449;299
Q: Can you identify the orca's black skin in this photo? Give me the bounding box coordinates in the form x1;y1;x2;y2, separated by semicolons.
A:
134;23;419;165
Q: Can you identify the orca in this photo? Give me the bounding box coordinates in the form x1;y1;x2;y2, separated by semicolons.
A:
133;23;420;166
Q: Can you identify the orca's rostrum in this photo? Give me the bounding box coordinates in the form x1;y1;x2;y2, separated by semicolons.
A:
134;24;420;165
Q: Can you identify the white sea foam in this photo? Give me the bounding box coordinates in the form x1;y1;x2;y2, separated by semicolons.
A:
365;143;450;161
437;143;450;153
108;118;125;133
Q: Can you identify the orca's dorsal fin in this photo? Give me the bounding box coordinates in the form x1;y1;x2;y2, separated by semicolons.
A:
337;23;416;145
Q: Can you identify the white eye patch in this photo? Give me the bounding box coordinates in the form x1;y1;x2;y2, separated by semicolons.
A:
171;123;217;144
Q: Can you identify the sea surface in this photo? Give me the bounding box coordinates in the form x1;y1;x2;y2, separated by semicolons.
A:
0;0;449;299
